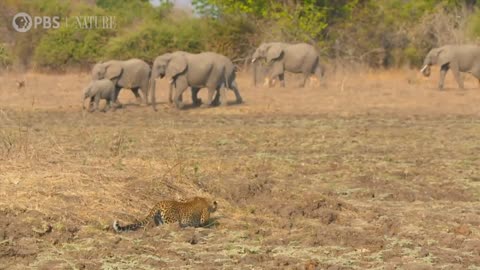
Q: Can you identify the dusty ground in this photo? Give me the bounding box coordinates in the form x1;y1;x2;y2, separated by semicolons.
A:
1;69;480;269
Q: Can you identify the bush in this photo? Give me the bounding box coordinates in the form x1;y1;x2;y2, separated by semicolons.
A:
5;0;480;70
104;15;206;61
467;10;480;40
203;15;256;61
0;44;12;68
34;24;114;70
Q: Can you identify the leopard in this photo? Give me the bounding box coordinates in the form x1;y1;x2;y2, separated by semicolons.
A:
113;196;217;232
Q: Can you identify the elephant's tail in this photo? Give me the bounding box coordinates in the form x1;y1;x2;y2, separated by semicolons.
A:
224;67;231;90
314;57;325;78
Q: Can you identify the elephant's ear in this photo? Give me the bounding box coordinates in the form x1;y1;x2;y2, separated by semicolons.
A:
166;56;187;78
266;45;283;62
436;48;450;66
105;64;123;80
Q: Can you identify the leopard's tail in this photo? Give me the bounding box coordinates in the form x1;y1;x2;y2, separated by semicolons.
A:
112;219;147;232
113;207;160;233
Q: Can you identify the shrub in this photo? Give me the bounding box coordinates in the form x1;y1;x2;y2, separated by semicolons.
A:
467;10;480;40
104;15;206;61
34;24;114;70
0;44;12;68
203;15;256;61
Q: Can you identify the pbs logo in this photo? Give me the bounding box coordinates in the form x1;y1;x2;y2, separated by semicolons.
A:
12;12;32;32
12;12;60;33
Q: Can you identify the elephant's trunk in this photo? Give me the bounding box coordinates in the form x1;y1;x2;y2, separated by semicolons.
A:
150;74;157;111
420;65;431;77
82;94;89;110
82;87;89;110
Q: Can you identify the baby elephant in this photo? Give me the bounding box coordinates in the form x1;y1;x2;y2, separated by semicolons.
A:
82;79;117;112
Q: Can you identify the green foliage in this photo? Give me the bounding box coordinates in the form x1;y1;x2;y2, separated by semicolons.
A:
32;3;117;69
467;10;480;39
105;17;206;60
34;23;114;69
193;0;270;17
203;15;256;60
194;0;358;44
96;0;157;26
4;0;480;69
404;46;424;66
0;44;12;68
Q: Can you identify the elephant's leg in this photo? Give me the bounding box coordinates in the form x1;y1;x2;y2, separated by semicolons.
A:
450;64;464;89
169;83;183;103
301;73;309;87
102;100;111;113
201;87;216;108
211;86;225;106
131;88;142;104
211;88;222;106
266;74;277;88
88;97;95;111
109;99;118;112
168;83;174;104
218;87;227;107
90;95;100;112
268;63;284;87
173;84;188;109
114;86;123;105
140;80;149;105
231;81;243;104
438;65;449;90
278;73;285;88
314;65;324;79
191;87;202;106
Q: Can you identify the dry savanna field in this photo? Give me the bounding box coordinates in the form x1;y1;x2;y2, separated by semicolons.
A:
1;68;480;269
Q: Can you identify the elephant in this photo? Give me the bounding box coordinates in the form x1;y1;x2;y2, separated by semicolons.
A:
421;45;480;90
150;51;243;110
251;42;324;88
91;58;151;105
82;79;117;112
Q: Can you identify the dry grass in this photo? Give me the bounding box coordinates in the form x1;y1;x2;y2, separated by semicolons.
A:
1;69;480;269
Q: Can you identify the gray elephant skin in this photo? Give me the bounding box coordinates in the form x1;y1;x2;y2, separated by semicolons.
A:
251;42;324;87
421;45;480;90
150;51;243;110
82;79;116;112
92;58;151;105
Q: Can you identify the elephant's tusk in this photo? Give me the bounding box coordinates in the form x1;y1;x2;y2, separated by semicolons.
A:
251;58;256;63
420;65;428;73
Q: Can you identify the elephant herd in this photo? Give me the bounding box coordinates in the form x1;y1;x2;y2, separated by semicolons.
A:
82;42;328;112
82;43;480;112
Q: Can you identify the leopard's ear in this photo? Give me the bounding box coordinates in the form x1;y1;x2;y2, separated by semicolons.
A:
211;201;218;212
